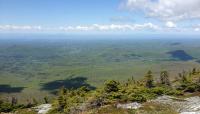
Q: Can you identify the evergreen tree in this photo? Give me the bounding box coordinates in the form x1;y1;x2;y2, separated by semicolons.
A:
179;71;188;83
57;96;65;111
160;71;170;86
145;70;154;88
104;80;120;93
11;97;17;106
44;96;48;104
192;68;197;75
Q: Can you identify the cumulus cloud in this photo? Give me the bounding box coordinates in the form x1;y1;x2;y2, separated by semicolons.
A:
165;21;176;28
123;0;200;21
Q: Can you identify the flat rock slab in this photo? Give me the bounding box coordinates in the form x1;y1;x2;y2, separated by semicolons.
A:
117;102;142;109
33;104;52;114
151;95;200;114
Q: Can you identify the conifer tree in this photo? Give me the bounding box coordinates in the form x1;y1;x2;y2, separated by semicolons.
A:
57;96;65;111
11;97;17;106
192;68;197;75
160;71;170;86
44;96;48;104
179;71;188;83
104;80;120;93
145;70;154;88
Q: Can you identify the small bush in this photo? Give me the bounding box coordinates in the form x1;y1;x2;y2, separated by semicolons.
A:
104;80;120;93
151;87;166;95
184;83;198;92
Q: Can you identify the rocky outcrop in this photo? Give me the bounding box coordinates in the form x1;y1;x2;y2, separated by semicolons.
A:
33;104;52;114
116;95;200;114
117;102;142;109
151;95;200;114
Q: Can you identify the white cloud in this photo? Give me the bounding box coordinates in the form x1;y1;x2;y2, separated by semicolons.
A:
0;24;159;33
59;23;160;31
165;21;176;28
1;23;200;33
194;28;200;32
0;25;41;31
123;0;200;21
191;24;200;32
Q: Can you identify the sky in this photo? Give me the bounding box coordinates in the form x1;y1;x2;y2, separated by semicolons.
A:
0;0;200;34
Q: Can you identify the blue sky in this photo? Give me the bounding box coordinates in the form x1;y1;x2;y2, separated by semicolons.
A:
0;0;200;34
0;0;124;25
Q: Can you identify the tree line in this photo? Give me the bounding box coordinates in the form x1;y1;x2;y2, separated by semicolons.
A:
48;68;200;114
1;68;200;113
